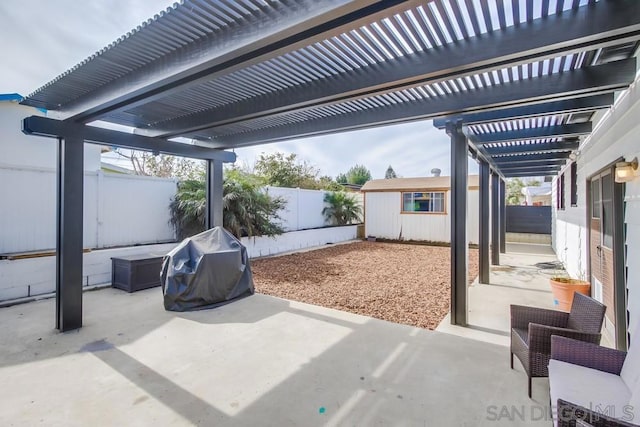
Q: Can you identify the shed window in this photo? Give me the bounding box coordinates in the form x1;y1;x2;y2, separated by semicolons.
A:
402;192;445;213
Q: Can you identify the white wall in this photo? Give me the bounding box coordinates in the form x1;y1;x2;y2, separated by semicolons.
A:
265;186;363;231
553;73;640;336
241;225;357;258
0;166;178;253
97;173;177;247
0;226;358;301
0;100;173;254
0;243;177;301
0;102;102;171
364;189;479;244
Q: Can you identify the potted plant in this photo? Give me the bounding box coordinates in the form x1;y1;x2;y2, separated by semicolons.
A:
549;273;590;311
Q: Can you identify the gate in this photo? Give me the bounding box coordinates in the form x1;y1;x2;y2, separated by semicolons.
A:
505;206;551;234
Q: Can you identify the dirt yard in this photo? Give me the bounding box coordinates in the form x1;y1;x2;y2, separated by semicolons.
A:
252;241;479;330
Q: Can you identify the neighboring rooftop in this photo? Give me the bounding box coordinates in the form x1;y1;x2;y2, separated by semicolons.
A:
361;175;480;192
0;93;23;102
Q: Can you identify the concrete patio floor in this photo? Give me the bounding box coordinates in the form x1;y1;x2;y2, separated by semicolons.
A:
437;242;558;348
437;242;567;409
1;284;552;426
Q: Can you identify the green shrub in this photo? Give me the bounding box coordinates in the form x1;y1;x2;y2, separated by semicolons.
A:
169;175;285;240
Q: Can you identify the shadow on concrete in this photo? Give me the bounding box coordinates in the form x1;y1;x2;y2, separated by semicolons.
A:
92;346;227;424
486;282;554;294
0;289;551;425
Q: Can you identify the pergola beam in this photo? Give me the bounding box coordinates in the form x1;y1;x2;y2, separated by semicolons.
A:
205;160;224;229
484;140;580;155
22;116;236;162
492;152;570;164
433;94;614;127
499;179;506;254
203;59;635;149
503;171;558;177
491;172;500;265
472;123;591;145
493;159;567;167
499;163;564;170
478;159;490;284
136;1;640;138
56;136;84;332
501;168;561;175
448;121;468;326
499;165;562;173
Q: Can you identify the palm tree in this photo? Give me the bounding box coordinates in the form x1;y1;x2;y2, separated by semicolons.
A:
168;180;207;240
322;191;363;225
169;175;285;240
222;178;285;238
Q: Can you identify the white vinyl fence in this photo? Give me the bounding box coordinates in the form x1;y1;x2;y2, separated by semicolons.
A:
0;168;362;255
266;186;364;231
0;165;178;254
0;171;364;301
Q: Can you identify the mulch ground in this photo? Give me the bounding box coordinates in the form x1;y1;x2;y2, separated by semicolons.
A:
251;241;479;330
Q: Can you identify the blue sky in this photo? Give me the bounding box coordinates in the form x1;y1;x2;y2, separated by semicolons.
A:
0;0;478;179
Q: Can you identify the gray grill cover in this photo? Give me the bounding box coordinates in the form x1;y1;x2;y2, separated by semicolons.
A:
161;227;254;311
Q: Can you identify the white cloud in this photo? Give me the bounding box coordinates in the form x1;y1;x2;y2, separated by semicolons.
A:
0;0;172;95
234;120;481;178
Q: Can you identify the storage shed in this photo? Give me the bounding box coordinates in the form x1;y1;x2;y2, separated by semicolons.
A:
361;176;480;244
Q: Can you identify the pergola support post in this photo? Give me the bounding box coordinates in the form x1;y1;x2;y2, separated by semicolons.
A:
491;172;501;265
500;178;507;254
478;159;490;284
447;121;468;326
56;136;84;331
206;159;224;229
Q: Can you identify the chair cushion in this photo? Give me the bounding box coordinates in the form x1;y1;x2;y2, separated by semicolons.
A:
628;380;640;424
549;360;631;424
621;335;640;392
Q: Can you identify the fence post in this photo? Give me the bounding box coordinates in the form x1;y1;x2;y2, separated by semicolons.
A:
297;187;301;231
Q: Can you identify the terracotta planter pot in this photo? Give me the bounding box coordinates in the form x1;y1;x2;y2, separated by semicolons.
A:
549;278;591;311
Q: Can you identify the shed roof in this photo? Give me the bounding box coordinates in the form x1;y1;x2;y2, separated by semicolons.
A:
361;175;479;192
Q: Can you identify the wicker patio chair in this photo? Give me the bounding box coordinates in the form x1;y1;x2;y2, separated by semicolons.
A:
556;400;636;427
551;336;639;427
510;292;606;397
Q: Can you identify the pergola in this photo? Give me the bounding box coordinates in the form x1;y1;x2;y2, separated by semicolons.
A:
20;0;640;331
